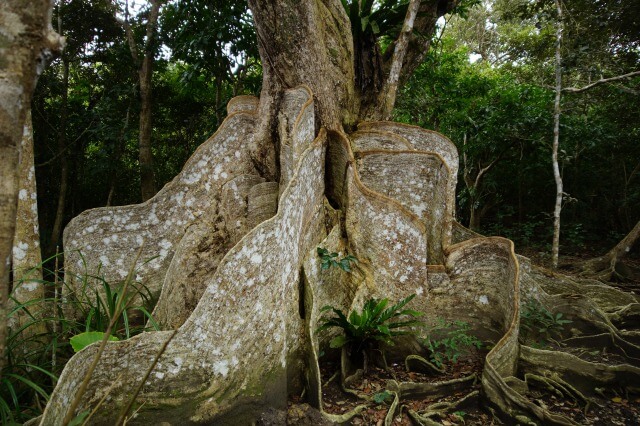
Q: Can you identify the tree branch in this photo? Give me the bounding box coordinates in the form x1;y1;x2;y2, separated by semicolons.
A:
378;0;421;120
115;0;140;66
562;70;640;93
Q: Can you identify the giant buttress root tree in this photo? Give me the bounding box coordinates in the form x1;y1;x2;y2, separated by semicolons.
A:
41;1;640;424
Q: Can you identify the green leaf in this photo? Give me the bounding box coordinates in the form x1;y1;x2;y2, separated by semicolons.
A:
377;324;391;335
70;331;119;353
373;390;392;404
330;335;349;348
370;20;380;34
340;259;352;272
68;411;90;426
397;309;423;317
361;16;370;32
349;310;362;327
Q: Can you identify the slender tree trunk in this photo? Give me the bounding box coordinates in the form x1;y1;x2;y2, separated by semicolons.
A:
469;208;480;231
0;0;63;376
377;0;421;120
215;75;223;127
48;58;69;254
119;0;162;202
10;110;46;356
107;107;131;206
138;51;156;201
462;134;504;232
551;0;563;269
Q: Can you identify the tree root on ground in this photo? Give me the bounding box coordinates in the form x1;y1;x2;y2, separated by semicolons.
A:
404;354;445;375
406;390;479;425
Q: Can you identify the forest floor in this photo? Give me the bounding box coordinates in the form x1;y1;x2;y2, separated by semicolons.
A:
283;252;640;425
284;346;640;425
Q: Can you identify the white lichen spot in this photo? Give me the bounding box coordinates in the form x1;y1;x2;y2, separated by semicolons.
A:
478;295;489;305
22;281;39;292
12;242;28;261
18;189;27;200
159;239;172;250
213;360;229;377
148;212;160;225
99;255;110;266
250;253;262;264
415;287;424;296
168;357;184;375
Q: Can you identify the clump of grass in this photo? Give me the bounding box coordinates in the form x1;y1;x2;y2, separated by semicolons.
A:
1;251;160;424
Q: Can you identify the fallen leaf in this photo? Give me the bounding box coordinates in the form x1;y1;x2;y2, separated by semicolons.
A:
612;397;623;403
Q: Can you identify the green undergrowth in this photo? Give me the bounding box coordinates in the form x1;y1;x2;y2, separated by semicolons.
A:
422;319;483;368
519;300;572;347
2;252;160;424
317;294;423;372
317;293;485;373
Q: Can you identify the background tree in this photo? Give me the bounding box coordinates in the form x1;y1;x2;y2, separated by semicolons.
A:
116;0;164;202
0;0;63;374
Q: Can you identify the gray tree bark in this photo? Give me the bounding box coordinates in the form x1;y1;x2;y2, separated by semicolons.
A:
10;110;46;358
0;0;63;374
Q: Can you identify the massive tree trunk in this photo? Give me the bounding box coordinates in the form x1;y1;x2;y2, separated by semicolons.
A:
0;0;63;375
38;1;640;425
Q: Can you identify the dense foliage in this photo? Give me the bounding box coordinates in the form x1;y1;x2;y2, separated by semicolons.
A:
396;0;640;255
